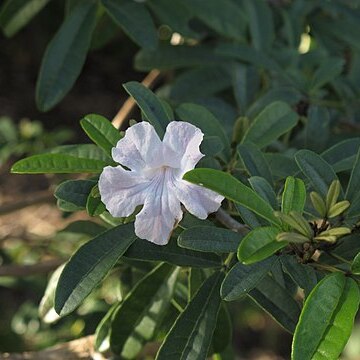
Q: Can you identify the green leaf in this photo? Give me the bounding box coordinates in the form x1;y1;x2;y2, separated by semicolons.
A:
11;153;108;174
345;147;360;203
101;0;157;49
249;275;301;333
265;153;299;180
156;272;224;360
110;264;179;357
125;238;222;268
280;255;317;297
80;114;122;156
123;81;171;138
211;304;232;354
221;257;276;301
51;144;111;162
135;44;224;71
176;103;230;155
54;179;96;211
321;138;360;172
178;226;242;253
36;1;97;111
237;226;285;264
351;252;360;274
0;0;50;37
305;106;330;152
238;143;273;184
200;136;224;157
281;177;306;215
309;58;345;91
292;273;360;360
183;168;280;226
86;185;106;217
55;224;136;316
245;0;274;52
295;149;340;198
242;101;298;149
182;0;245;40
248;176;277;209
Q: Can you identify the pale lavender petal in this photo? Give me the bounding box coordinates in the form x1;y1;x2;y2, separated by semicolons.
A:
112;122;164;171
134;170;182;245
99;165;150;218
171;179;224;219
163;121;204;172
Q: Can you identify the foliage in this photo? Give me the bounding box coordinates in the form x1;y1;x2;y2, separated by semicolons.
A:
3;0;360;359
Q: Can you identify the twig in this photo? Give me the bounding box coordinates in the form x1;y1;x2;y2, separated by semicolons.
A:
0;190;54;216
111;69;161;129
215;208;249;235
0;259;63;277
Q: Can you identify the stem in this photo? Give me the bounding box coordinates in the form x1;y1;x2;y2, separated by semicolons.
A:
325;252;352;265
309;262;344;273
215;208;249;235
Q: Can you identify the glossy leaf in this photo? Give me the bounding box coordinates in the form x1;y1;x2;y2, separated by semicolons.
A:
86;184;106;216
0;0;50;37
295;150;340;197
156;272;224;360
55;224;136;316
110;264;179;357
36;1;97;111
183;168;280;226
124;238;222;268
281;177;306;214
249;275;301;333
80;114;122;156
237;226;285;264
123;81;171;138
221;257;277;301
178;226;242;253
238;143;273;184
292;273;360;360
242;101;298;149
101;0;157;49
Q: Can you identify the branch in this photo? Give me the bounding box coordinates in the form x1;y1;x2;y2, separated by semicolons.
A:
0;259;64;277
215;208;249;235
111;69;161;130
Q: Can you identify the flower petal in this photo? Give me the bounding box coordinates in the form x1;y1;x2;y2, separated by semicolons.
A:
112;122;164;171
99;165;150;218
172;179;224;219
163;121;204;172
134;169;182;245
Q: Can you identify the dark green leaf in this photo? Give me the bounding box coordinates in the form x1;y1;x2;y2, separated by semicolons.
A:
292;273;360;360
55;224;136;316
36;1;97;111
125;238;222;268
281;176;306;214
54;179;96;211
305;106;330;153
156;272;224;360
238;143;273;184
110;264;179;357
345;147;360;203
237;226;285;264
182;0;245;40
184;168;280;226
200;136;224;157
249;275;301;333
211;304;232;354
86;184;106;216
0;0;50;37
242;101;298;149
248;176;277;209
321;138;360;172
280;255;317;297
123;81;171;138
178;226;242;253
221;257;277;301
80;114;122;156
295;149;340;197
101;0;157;49
176;103;230;155
309;58;345;91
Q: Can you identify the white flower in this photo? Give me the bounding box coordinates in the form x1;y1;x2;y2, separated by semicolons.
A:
99;121;224;245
